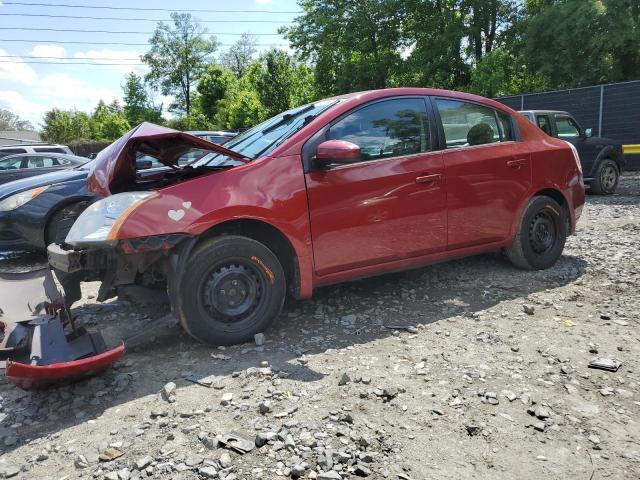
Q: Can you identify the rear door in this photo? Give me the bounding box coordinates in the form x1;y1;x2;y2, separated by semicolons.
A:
433;98;532;249
305;97;446;276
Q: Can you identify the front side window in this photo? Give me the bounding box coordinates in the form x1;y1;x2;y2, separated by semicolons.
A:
536;115;551;135
327;98;430;162
435;99;502;148
555;116;581;138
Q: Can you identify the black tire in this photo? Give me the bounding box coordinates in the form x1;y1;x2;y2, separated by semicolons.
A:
506;195;566;270
177;235;286;345
45;201;90;246
590;158;619;195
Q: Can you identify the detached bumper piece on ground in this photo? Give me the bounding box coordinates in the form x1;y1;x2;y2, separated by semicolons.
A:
0;268;124;390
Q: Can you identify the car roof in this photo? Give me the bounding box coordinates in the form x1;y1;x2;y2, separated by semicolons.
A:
0;152;86;162
0;143;69;148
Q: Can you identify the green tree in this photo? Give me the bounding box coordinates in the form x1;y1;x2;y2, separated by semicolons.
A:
0;108;34;131
41;109;93;143
283;0;406;96
91;100;131;140
220;33;258;78
197;65;236;122
122;72;163;125
255;50;304;117
142;12;218;116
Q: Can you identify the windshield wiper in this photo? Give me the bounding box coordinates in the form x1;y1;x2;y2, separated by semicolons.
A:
261;105;316;135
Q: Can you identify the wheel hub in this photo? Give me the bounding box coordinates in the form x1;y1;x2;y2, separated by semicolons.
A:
529;211;556;254
203;263;262;320
601;166;616;190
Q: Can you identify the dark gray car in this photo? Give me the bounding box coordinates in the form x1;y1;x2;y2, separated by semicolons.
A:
519;110;625;194
0;152;87;186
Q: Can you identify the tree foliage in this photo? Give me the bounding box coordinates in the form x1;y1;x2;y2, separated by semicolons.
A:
0;108;34;131
122;72;163;126
220;33;258;78
142;13;218;116
197;65;237;122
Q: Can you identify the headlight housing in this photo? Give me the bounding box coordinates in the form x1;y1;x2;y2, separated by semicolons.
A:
65;192;155;247
0;186;49;212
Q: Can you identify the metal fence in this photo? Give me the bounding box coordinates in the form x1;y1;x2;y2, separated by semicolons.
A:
496;80;640;145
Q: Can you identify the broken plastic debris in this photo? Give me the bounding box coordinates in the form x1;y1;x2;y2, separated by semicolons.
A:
218;432;255;454
588;358;621;372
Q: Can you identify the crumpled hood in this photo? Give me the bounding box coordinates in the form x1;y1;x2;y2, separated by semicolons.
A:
87;122;246;197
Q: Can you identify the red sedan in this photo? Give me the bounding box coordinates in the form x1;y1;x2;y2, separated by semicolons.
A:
51;87;585;345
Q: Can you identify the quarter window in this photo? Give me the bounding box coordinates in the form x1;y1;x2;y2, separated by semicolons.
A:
435;99;504;148
555;116;581;138
327;98;430;162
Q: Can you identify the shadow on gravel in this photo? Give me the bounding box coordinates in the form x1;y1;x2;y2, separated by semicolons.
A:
0;249;587;453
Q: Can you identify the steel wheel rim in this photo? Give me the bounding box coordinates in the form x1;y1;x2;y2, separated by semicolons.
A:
199;261;265;322
601;165;617;191
529;210;556;254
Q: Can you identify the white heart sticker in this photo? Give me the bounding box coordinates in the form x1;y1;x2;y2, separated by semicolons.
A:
168;209;185;221
182;201;192;209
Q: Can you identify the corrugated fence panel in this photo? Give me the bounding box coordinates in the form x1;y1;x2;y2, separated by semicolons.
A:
601;82;640;144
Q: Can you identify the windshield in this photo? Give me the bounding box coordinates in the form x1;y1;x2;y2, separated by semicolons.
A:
192;99;338;168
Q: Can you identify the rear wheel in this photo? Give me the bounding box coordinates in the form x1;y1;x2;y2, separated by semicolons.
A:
590;159;619;195
506;195;566;270
177;235;286;345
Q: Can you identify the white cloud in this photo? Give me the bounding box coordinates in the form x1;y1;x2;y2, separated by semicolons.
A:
0;48;37;85
256;0;273;4
38;73;120;108
73;48;147;75
0;90;48;125
31;44;66;60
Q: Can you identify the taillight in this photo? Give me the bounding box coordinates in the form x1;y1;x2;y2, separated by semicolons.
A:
566;141;582;175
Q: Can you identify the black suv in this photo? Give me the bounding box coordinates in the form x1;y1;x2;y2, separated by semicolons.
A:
519;110;625;194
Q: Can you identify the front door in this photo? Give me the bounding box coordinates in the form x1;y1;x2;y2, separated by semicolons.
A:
305;97;447;277
433;98;532;249
553;114;598;174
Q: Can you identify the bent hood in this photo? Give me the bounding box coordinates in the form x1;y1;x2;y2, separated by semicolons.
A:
87;122;247;197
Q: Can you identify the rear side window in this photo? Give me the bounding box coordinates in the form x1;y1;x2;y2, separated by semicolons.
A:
435;99;505;148
34;147;66;153
327;98;431;162
26;156;58;168
536;115;552;135
0;157;24;169
0;148;27;156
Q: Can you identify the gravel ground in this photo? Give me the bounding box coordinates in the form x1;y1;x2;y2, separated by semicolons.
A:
0;175;638;480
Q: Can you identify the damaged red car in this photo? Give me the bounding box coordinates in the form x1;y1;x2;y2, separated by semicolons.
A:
44;87;584;348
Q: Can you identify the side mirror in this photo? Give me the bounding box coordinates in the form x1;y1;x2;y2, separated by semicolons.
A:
314;140;361;167
135;159;153;170
584;128;593;138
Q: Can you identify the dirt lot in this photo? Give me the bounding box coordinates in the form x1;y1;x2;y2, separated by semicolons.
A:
0;175;638;480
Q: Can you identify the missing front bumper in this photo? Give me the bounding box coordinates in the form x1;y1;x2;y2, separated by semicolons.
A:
0;267;123;390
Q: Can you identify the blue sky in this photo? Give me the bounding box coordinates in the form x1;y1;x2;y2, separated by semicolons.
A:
0;0;299;127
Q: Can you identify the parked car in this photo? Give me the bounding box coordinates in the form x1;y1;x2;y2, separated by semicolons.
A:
0;161;95;251
519;110;624;194
187;130;237;144
0;143;73;158
0;152;86;185
49;88;585;346
0;149;215;251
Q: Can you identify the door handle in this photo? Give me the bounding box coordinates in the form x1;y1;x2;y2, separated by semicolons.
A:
507;158;527;168
415;173;442;184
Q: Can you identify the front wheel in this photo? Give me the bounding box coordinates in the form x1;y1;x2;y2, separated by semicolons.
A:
177;235;286;345
506;196;566;270
590;159;619;195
